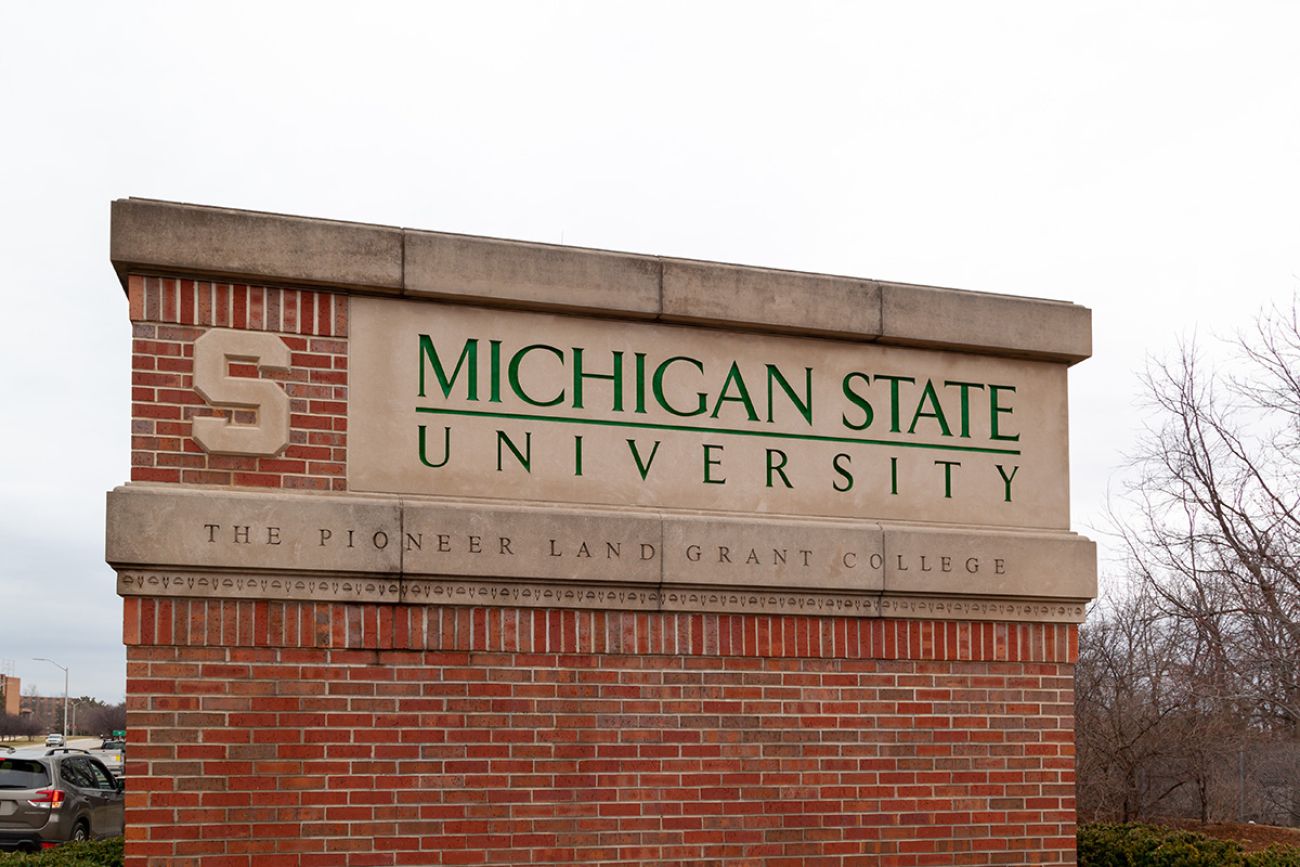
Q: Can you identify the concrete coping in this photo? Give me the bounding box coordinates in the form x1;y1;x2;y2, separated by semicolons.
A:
110;198;1091;364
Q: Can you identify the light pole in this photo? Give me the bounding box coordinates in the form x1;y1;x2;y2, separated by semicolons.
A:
70;700;89;738
33;658;68;737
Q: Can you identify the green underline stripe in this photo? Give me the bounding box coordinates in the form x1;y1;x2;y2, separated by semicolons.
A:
414;406;1022;456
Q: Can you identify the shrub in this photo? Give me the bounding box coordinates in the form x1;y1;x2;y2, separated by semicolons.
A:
0;837;122;867
1079;824;1300;867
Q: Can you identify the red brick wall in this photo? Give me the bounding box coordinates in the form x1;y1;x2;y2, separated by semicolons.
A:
128;275;349;491
124;600;1078;867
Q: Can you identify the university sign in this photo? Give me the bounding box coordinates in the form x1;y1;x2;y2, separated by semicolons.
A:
104;200;1096;866
105;207;1094;619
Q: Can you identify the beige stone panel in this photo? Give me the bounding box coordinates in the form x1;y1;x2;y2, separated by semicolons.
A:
350;297;1070;530
109;199;1093;364
660;260;881;338
105;486;401;574
399;500;662;584
881;526;1096;600
403;230;661;316
661;515;884;592
110;199;402;292
879;281;1091;364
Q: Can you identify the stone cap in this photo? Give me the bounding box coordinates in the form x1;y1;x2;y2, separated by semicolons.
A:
110;198;1091;364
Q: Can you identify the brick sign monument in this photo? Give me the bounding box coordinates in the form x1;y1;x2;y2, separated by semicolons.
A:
107;199;1095;865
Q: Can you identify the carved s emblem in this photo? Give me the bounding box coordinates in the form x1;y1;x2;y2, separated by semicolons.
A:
192;329;292;456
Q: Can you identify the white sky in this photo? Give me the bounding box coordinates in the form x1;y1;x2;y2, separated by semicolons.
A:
1;1;1297;704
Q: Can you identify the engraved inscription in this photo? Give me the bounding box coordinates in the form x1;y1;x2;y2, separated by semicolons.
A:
105;489;1096;621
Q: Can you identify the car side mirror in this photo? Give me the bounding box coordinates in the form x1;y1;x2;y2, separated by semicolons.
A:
115;777;124;792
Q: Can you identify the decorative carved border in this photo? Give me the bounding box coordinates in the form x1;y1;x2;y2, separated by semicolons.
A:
117;569;1084;622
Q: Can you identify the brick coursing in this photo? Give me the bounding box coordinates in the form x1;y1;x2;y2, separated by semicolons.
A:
127;275;348;491
123;601;1078;867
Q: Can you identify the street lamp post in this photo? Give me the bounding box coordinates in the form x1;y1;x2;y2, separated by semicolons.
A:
33;658;68;736
70;700;88;738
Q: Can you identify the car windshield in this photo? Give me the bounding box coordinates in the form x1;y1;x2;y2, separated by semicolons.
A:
0;759;51;789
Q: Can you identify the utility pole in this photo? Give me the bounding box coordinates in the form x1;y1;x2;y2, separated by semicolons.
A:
32;658;68;736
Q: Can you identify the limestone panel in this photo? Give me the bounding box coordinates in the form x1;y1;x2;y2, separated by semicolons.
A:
109;200;1093;365
660;259;881;338
107;487;1096;621
110;199;402;292
661;515;884;592
881;526;1096;601
349;296;1070;531
403;230;661;316
879;281;1091;363
399;499;662;585
106;486;401;574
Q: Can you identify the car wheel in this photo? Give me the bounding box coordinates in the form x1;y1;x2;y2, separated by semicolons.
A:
72;820;89;842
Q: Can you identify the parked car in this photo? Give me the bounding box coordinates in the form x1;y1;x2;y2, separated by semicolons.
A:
0;747;123;852
43;734;65;748
90;739;125;779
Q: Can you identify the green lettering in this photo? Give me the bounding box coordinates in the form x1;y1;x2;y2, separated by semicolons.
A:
874;375;916;433
766;449;792;489
711;362;759;421
996;464;1019;502
935;459;961;498
496;430;531;472
417;425;451;468
943;380;985;438
507;344;565;407
703;443;725;485
572;348;623;411
840;372;874;431
989;385;1019;441
832;453;853;492
418;336;478;400
489;340;502;403
634;352;648;414
766;365;813;425
907;379;952;437
626;439;661;480
653;356;707;417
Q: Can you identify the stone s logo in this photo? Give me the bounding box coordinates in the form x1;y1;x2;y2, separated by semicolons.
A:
192;329;292;456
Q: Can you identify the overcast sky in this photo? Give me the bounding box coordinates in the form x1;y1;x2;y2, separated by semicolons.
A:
2;2;1298;705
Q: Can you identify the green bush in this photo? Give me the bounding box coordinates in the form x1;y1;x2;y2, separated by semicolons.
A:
7;828;1300;866
0;837;122;867
1079;824;1300;867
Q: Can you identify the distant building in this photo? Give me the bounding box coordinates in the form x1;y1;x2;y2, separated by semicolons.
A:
20;694;64;730
0;676;19;716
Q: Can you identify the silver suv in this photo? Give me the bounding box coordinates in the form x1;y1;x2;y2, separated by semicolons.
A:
0;748;124;851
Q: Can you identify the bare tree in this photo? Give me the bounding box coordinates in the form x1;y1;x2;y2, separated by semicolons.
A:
1074;584;1241;821
83;703;126;738
1104;301;1300;823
